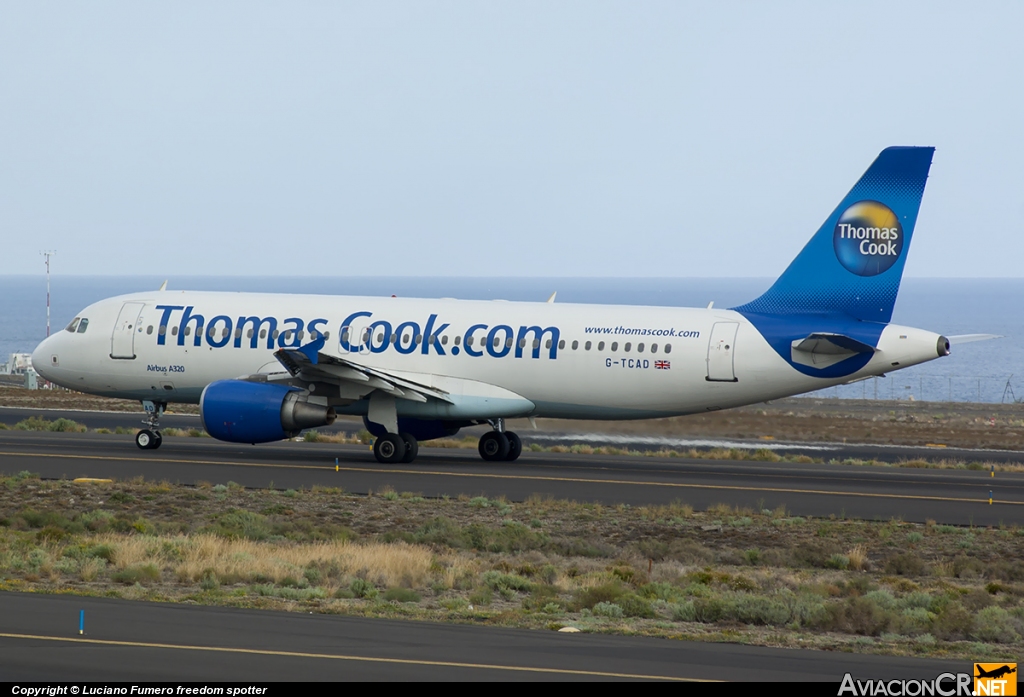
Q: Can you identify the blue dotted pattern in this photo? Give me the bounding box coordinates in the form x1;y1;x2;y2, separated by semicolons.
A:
733;147;934;377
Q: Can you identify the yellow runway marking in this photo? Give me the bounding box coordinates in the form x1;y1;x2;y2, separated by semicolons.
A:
0;450;1021;506
0;632;712;681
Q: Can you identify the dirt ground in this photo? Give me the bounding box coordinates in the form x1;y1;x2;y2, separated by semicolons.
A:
5;384;1024;450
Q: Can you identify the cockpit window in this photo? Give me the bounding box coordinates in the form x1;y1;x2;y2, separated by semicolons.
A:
65;318;80;333
77;318;89;334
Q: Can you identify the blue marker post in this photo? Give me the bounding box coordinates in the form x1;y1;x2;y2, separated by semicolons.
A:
79;609;84;635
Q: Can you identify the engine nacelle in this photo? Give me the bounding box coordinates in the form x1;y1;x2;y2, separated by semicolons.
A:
200;380;336;444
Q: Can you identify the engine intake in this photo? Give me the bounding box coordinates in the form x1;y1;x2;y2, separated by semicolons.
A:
200;380;336;444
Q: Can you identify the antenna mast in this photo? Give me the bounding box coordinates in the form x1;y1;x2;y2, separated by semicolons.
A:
41;251;56;337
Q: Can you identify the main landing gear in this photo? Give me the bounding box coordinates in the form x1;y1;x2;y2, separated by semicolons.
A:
136;400;165;450
478;419;522;462
373;432;419;465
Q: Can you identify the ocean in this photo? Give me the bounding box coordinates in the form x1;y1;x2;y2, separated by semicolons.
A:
1;275;1020;404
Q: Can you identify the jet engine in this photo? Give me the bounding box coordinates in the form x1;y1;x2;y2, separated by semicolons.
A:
200;380;336;444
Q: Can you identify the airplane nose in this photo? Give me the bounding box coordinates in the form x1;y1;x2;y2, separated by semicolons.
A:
31;335;57;381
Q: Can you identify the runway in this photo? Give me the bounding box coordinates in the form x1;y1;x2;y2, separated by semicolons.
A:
0;592;965;681
1;429;1022;525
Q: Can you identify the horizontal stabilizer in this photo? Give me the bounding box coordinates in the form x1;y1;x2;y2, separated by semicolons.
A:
791;332;875;369
947;334;1001;345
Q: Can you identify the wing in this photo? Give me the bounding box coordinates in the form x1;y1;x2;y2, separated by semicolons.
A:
251;337;535;422
271;336;451;404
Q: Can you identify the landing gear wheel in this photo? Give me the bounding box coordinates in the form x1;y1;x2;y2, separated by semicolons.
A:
136;429;156;450
373;433;407;464
504;431;522;461
400;432;419;463
151;431;163;450
479;431;510;461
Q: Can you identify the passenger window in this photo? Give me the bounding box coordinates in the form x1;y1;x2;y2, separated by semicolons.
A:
455;335;461;346
416;334;422;345
272;330;279;340
340;328;349;343
323;331;330;341
597;341;604;351
571;340;578;350
624;343;631;352
441;336;448;345
248;329;254;339
665;344;672;354
391;334;399;344
147;326;153;335
297;331;304;342
558;340;565;350
505;337;513;348
611;342;618;351
466;336;473;346
222;327;230;338
260;329;267;339
234;328;242;339
172;326;178;336
533;339;540;349
651;344;657;354
159;325;166;336
184;326;191;336
493;337;500;348
637;343;644;353
518;339;526;348
77;318;89;334
66;318;80;333
546;339;552;349
585;341;591;351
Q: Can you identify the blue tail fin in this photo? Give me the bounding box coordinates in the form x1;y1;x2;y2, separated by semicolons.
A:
734;147;934;323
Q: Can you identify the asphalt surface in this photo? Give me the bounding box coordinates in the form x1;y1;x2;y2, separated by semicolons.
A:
0;592;968;681
1;429;1022;526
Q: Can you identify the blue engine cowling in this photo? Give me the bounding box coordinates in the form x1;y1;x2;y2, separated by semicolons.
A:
200;380;336;444
363;416;461;442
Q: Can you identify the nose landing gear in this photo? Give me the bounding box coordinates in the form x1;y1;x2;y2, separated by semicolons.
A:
136;400;166;450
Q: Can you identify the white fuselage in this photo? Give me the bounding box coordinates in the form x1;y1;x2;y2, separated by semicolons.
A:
33;290;946;421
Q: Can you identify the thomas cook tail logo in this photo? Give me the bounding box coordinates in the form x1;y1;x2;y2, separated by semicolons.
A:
833;200;904;276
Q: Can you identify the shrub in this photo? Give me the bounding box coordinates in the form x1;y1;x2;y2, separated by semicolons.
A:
826;597;891;636
111;564;161;585
971;606;1022;644
617;594;656;619
729;594;792;626
884;553;927;576
592;602;624;618
931;603;974;640
383;587;421;603
350;578;378;599
208;511;271;540
574;583;624;610
671;601;697;622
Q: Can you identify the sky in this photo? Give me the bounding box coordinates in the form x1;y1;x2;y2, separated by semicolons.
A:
1;2;1022;278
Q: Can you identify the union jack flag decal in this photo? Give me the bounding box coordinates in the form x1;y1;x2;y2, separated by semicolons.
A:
654;360;671;370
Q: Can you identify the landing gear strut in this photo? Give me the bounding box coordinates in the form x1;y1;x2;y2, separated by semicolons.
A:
136;400;165;450
478;419;522;462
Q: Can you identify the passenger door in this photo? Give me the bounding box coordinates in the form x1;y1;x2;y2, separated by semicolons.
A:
110;302;145;359
706;322;739;382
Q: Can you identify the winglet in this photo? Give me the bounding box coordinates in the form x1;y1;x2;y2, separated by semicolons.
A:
546;292;557;304
297;335;326;364
158;280;168;291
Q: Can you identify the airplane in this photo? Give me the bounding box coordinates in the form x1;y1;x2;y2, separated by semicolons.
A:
32;146;981;464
